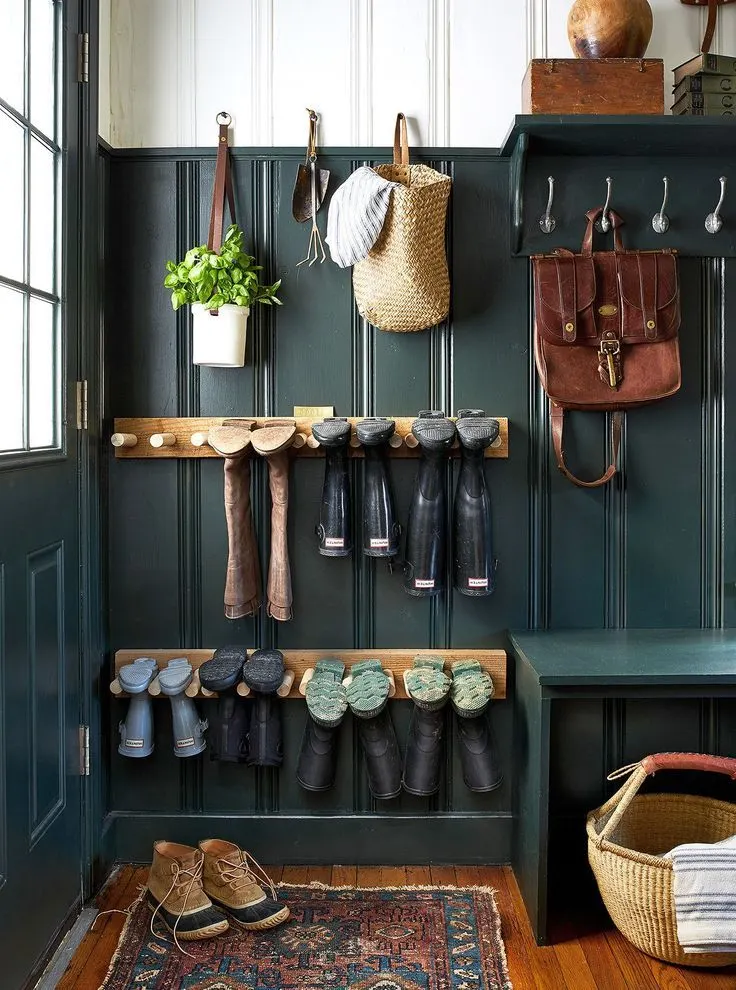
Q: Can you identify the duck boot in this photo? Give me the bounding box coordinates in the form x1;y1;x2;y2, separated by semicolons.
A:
347;661;401;800
243;649;285;768
404;412;456;597
159;659;208;757
209;420;261;620
402;656;451;796
312;418;352;556
356;418;400;558
454;410;499;596
251;421;297;621
146;842;229;943
200;839;290;930
117;657;158;758
450;659;502;793
200;647;249;763
297;658;348;792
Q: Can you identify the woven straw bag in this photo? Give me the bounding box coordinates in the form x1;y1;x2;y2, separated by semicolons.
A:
587;752;736;967
353;114;452;332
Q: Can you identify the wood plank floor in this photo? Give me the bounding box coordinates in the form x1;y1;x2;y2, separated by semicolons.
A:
57;865;736;990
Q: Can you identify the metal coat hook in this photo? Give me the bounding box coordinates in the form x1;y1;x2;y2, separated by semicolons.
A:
706;176;727;234
539;176;556;234
595;177;613;233
652;176;670;234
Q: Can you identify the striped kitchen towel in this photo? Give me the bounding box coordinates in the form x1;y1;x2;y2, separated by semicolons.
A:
665;834;736;953
326;166;399;268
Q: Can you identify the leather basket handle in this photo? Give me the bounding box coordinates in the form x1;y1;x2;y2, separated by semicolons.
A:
641;752;736;778
207;113;237;253
582;208;625;256
550;404;622;488
392;112;411;186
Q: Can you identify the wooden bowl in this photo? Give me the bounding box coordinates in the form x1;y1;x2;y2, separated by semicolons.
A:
568;0;653;58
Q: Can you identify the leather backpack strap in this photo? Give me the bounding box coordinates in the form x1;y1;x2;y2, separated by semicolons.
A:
207;112;236;253
550;403;623;488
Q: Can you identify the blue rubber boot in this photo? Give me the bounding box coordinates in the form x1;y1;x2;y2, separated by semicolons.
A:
118;657;158;758
159;659;208;757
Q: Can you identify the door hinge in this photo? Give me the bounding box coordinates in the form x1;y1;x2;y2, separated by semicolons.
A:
76;380;88;430
79;725;90;776
77;32;89;84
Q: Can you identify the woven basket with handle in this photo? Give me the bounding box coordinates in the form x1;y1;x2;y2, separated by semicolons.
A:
353;113;451;332
587;752;736;967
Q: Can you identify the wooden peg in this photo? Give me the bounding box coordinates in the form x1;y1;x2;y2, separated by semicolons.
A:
185;668;201;698
292;433;309;449
386;670;396;698
388;434;403;448
191;432;211;447
148;675;162;697
299;668;315;695
306;435;320;449
236;682;251;698
402;670;412;696
110;677;123;696
150;432;176;448
404;433;419;448
349;435;361;448
277;669;296;698
490;435;503;449
111;432;137;448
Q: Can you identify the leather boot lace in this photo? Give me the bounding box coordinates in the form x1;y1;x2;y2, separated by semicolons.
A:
150;857;206;957
216;850;276;900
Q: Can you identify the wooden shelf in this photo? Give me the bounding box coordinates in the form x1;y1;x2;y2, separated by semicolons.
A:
112;648;507;700
111;417;509;460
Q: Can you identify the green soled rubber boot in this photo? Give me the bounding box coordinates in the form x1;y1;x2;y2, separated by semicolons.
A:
297;659;348;793
404;655;451;712
345;660;390;718
450;659;494;717
305;659;348;728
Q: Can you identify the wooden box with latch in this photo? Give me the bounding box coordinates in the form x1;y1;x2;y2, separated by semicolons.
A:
522;58;664;115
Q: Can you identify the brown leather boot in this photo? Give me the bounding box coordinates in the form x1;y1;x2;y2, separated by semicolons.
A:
209;420;261;619
146;841;229;945
250;421;296;621
199;839;290;930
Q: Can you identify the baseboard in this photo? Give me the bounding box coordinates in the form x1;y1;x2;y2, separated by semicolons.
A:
104;812;512;865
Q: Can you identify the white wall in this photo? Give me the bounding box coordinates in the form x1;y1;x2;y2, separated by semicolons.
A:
99;0;731;148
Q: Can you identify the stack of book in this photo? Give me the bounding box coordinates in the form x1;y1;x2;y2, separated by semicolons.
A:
672;54;736;116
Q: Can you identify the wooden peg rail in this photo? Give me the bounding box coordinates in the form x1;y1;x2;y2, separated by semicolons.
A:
110;417;509;460
112;649;507;701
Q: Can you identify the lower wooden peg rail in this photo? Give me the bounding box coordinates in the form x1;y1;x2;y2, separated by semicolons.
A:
112;649;507;701
110;417;509;460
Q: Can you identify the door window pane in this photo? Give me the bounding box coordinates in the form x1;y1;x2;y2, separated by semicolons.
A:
29;297;56;448
0;112;25;283
0;287;25;451
30;138;55;293
30;0;56;140
0;0;25;115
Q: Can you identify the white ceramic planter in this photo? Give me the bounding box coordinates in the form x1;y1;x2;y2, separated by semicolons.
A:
191;303;249;367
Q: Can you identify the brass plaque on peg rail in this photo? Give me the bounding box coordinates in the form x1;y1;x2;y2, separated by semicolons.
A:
293;406;335;418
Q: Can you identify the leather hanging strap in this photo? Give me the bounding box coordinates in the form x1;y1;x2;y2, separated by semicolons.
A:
207;113;236;253
305;108;318;162
392;112;411;185
703;0;719;53
550;403;623;488
582;208;625;256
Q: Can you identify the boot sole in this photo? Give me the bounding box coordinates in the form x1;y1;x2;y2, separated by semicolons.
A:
215;902;291;930
463;775;504;794
146;897;229;940
401;780;440;797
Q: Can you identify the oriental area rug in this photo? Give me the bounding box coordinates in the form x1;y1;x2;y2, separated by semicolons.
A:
100;883;512;989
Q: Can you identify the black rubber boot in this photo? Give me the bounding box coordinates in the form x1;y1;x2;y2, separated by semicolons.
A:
404;411;456;597
356;418;400;558
246;694;283;768
402;707;446;796
200;646;250;763
312;418;352;557
454;410;499;597
455;711;503;793
357;709;402;800
296;718;341;791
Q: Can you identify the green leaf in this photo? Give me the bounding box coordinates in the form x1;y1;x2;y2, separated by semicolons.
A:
164;273;179;288
209;293;226;310
259;297;273;305
166;260;176;273
189;261;207;282
184;248;200;268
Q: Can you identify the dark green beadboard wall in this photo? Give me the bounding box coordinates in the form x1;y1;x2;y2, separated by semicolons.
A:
101;145;736;864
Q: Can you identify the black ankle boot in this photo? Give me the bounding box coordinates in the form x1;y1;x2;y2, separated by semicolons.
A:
357;709;401;799
404;411;456;596
312;418;352;557
455;711;503;793
356;418;400;558
296;717;340;791
402;706;446;796
454;410;499;596
246;694;283;768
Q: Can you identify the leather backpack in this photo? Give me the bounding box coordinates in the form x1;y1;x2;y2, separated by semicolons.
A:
531;208;681;487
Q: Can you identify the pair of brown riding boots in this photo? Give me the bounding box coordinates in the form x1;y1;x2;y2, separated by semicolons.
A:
209;419;296;622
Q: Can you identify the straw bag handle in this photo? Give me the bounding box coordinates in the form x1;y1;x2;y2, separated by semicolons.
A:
392;113;410;185
208;112;237;253
592;752;736;847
